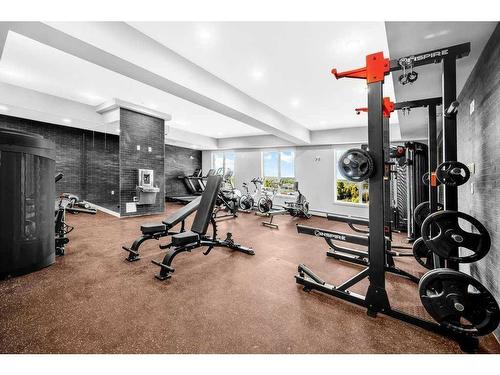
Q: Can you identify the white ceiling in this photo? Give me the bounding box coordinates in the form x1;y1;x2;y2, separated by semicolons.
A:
1;22;495;147
129;22;398;130
386;21;497;138
0;31;265;138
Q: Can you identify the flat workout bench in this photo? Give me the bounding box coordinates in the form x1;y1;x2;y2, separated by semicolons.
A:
152;175;254;281
122;196;201;261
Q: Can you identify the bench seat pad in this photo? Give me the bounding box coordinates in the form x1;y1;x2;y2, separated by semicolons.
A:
141;223;167;234
171;231;200;246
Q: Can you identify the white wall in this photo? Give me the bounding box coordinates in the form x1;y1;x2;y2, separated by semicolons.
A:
202;144;369;218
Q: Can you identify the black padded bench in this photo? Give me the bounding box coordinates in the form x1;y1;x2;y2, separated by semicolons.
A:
152;175;254;281
122;196;201;261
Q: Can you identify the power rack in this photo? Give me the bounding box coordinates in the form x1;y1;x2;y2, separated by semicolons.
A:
295;43;480;351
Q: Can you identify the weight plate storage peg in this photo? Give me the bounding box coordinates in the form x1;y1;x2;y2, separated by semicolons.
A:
436;161;470;187
422;172;441;186
419;268;500;337
421;210;491;263
414;201;444;227
412;237;434;270
338;148;374;182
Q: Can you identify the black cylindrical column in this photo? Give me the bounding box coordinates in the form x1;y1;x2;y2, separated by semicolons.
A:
0;128;56;278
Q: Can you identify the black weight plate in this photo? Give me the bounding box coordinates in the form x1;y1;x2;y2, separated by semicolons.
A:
412;237;434;270
419;268;500;336
414;201;444;226
338;148;374;182
436;161;470;187
421;210;491;263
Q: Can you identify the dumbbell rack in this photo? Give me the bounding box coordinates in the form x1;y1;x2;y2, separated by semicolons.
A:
295;43;491;352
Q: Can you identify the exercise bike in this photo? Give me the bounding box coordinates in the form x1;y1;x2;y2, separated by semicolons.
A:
238;177;268;212
257;185;277;213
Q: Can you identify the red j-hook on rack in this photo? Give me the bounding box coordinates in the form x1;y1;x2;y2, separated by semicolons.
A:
331;52;390;84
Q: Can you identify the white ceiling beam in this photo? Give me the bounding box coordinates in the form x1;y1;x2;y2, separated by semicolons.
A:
0;22;311;145
217;135;295;150
166;127;218;150
96;99;172;121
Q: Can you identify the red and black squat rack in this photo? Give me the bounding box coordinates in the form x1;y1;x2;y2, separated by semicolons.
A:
295;43;476;350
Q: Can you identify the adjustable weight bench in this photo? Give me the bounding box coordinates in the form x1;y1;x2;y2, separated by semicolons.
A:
152;175;255;281
122;196;201;261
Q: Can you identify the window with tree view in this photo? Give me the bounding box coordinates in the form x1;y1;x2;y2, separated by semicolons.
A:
335;150;369;205
262;150;296;195
212;151;236;184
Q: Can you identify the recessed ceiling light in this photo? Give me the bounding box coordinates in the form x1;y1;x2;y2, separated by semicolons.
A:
0;104;9;112
290;98;301;107
62;118;72;124
319;120;327;125
251;69;264;80
217;132;223;136
198;28;212;42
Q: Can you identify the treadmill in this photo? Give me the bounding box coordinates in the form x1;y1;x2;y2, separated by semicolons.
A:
166;169;215;204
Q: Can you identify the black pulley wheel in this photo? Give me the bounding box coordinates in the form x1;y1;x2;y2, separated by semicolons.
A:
338;148;374;182
421;210;491;263
436;161;470;187
419;268;500;336
414;201;444;227
412;237;434;270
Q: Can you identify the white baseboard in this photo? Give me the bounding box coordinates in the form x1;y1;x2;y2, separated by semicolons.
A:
88;203;120;218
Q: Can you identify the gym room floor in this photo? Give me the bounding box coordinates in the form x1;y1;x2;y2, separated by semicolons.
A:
1;204;499;354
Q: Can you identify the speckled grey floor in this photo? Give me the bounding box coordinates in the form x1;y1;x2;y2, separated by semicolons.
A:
0;204;499;353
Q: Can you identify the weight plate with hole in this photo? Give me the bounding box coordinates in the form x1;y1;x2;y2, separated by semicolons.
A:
414;201;444;226
338;148;374;182
419;268;500;336
412;237;434;270
421;210;490;263
436;161;470;187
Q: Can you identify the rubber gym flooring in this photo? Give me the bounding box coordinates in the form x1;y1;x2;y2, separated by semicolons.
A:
1;203;499;354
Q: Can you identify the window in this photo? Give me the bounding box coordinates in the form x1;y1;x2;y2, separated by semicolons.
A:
261;150;296;195
212;151;235;174
212;151;236;184
335;149;369;205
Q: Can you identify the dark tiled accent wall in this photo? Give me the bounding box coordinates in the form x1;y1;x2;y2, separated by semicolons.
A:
119;108;165;217
0;114;120;211
457;23;500;339
164;144;202;196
